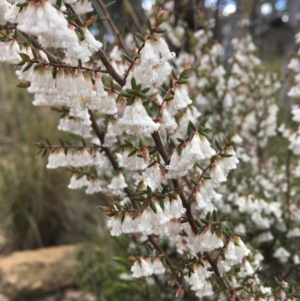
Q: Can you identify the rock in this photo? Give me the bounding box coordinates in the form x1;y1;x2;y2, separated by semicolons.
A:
0;295;9;301
0;245;83;300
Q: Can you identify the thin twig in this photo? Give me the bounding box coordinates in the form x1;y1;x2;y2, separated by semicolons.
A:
94;0;131;55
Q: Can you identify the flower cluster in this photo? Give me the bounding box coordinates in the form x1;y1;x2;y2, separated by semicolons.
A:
1;0;299;300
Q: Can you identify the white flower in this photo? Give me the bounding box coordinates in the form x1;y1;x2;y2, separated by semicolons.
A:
103;119;121;147
168;86;192;114
108;172;128;195
224;237;251;267
58;116;92;138
0;40;21;64
152;258;165;275
238;259;254;277
85;178;102;194
165;149;188;179
18;1;68;37
273;247;291;263
185;262;213;291
68;174;88;189
117;149;148;171
195;280;214;298
97;94;118;115
131;258;153;278
107;215;122;236
160;106;177;134
190;226;224;254
120;98;160;137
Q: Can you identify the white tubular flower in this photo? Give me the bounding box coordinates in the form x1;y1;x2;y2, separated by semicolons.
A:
131;258;153;278
288;129;300;155
190;226;224;254
288;57;300;72
189;132;208;161
195;280;214;298
65;149;94;168
103;119;121;147
0;40;21;64
97;94;117;115
141;162;167;191
185;262;213;291
18;1;68;36
220;147;239;174
28;67;56;94
273;247;291;263
108;172;128;195
199;135;216;158
85;178;102;194
169;195;186;219
107;215;122;236
46;149;67;169
120;98;160;137
238;259;254;277
68;174;88;189
58;116;92;138
160;106;177;134
210;160;227;186
117;149;147;171
224;236;251;267
0;0;10;25
168;86;192;114
165;149;187;179
4;3;18;23
81;28;102;53
151;36;176;63
287;228;300;238
291;105;300;123
152;258;165;275
73;0;93;14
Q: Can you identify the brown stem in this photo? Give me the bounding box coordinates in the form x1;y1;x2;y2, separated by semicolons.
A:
148;235;197;301
96;48;125;86
29;59;106;73
187;142;229;204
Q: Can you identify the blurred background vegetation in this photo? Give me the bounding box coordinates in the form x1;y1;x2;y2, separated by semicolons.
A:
0;0;299;300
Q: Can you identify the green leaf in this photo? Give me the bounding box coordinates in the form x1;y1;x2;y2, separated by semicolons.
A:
147;18;152;31
159;198;165;211
187;121;196;135
52;67;57;79
122;54;133;63
106;1;116;8
42;149;48;157
199;116;208;127
22;63;33;73
213;209;217;221
44;137;51;146
31;48;38;59
150;201;157;213
131;77;137;89
128;149;137;157
220;154;233;158
156;28;167;34
18;52;30;61
215;139;221;150
169;139;176;148
141;87;150;94
56;0;62;8
139;139;143;149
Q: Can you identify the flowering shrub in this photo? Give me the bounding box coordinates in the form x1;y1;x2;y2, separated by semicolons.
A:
0;0;300;300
